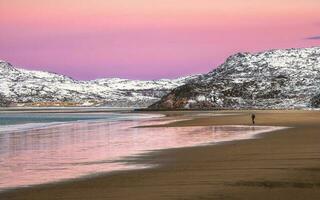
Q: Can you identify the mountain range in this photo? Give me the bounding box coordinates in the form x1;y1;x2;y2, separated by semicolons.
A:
0;60;197;107
1;46;320;109
149;47;320;110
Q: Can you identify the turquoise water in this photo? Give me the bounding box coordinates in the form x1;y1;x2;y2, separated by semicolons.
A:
0;113;126;126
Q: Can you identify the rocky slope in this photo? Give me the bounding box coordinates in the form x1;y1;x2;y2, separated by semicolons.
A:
149;47;320;110
0;61;197;107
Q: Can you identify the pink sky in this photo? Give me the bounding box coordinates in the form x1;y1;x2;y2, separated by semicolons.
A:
0;0;319;80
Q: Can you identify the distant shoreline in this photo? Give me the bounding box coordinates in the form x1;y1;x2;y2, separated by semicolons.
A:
0;107;135;113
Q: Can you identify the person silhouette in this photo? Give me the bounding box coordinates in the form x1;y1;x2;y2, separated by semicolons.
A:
251;114;256;125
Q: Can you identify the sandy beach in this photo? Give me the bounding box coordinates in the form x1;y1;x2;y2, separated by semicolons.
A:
1;110;320;200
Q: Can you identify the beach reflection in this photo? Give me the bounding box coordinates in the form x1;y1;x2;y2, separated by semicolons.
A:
0;118;282;191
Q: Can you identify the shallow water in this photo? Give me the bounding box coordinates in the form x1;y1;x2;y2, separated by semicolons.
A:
0;113;284;191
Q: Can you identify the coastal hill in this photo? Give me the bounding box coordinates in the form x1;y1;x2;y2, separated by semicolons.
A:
149;47;320;110
0;61;197;107
2;46;320;109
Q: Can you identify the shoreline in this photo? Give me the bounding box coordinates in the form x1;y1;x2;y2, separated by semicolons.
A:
0;112;280;192
1;110;320;200
0;125;286;193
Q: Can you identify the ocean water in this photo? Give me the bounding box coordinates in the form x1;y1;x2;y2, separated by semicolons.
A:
0;112;285;191
0;113;109;126
0;112;159;133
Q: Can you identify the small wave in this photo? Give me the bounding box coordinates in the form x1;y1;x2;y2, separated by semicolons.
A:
0;122;68;134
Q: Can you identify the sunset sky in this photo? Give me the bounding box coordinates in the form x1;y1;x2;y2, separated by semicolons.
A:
0;0;319;80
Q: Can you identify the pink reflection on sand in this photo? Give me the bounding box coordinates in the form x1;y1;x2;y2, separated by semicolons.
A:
0;118;285;191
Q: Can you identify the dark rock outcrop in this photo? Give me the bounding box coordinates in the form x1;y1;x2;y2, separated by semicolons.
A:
311;94;320;108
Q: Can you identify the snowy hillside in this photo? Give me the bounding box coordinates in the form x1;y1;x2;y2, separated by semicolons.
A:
149;47;320;110
0;61;197;107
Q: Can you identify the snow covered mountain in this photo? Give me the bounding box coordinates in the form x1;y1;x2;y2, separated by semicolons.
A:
149;47;320;110
0;61;197;107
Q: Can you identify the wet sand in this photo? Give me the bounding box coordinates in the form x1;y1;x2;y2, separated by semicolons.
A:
1;110;320;200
